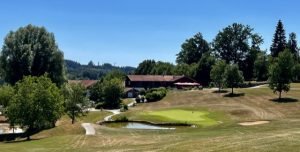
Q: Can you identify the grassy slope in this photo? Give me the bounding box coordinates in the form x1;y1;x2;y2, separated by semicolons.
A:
1;84;300;151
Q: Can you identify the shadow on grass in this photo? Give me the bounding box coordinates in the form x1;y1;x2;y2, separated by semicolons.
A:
4;138;43;143
223;93;245;97
212;90;229;94
270;98;299;103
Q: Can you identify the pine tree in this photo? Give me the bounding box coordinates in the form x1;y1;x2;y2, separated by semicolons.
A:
270;20;287;57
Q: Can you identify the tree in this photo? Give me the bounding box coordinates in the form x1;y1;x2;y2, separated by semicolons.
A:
102;78;124;109
6;75;64;140
293;63;300;81
210;60;227;92
89;80;104;103
150;61;175;75
224;64;244;94
174;63;196;78
254;51;269;81
64;84;89;124
212;23;263;80
194;52;215;86
176;33;210;64
287;32;299;61
270;20;287;57
0;24;66;86
135;60;156;75
88;60;95;67
269;49;294;100
0;85;14;108
104;70;126;81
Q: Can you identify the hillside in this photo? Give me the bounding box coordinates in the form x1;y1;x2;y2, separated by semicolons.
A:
1;84;300;151
65;59;136;80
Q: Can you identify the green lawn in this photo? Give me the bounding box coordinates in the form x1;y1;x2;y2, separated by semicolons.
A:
131;109;220;127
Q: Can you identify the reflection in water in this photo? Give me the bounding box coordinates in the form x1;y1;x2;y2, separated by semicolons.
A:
105;122;177;130
125;122;175;130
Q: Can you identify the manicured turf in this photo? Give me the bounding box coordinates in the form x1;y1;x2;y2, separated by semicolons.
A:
138;109;219;126
1;83;300;151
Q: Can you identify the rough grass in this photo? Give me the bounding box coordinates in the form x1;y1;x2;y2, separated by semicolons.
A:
1;83;300;151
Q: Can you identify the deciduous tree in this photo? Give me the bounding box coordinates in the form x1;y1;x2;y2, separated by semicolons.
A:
224;64;244;94
269;49;294;100
0;25;66;86
6;75;64;140
103;78;124;109
212;23;263;80
210;60;227;92
135;60;156;75
64;84;89;124
176;33;210;64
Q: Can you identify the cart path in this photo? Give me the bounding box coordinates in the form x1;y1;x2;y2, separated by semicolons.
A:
82;98;136;135
81;123;95;135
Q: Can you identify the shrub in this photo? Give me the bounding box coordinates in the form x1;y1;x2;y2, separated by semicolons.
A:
120;103;128;112
139;89;146;95
135;96;141;103
95;102;104;109
145;87;167;102
115;115;128;122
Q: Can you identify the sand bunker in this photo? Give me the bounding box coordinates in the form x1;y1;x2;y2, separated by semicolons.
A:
238;121;270;126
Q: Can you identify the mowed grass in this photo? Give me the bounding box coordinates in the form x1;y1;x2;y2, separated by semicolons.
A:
1;83;300;151
130;109;220;127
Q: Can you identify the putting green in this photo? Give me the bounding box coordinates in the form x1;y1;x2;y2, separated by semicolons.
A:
142;109;219;127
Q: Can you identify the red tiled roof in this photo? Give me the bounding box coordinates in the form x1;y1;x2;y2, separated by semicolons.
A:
127;75;185;82
68;80;98;88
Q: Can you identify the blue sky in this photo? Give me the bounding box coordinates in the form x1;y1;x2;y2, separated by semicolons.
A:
0;0;300;67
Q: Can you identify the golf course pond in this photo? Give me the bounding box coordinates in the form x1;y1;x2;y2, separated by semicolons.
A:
102;121;191;130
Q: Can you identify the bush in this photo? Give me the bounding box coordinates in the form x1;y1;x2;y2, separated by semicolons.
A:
115;115;128;122
95;102;104;109
139;89;146;95
145;87;167;102
120;103;128;112
135;96;141;103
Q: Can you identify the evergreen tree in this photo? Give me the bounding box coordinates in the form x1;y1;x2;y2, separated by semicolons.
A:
270;20;287;57
287;32;299;61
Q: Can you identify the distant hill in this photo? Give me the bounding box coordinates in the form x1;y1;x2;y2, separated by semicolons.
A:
65;59;136;80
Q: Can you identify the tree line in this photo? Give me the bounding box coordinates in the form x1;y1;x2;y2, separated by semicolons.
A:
65;59;135;80
135;20;300;90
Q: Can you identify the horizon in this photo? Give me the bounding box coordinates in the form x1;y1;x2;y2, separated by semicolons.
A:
1;0;300;67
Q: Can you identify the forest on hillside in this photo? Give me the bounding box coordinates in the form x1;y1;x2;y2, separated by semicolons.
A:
65;60;135;80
